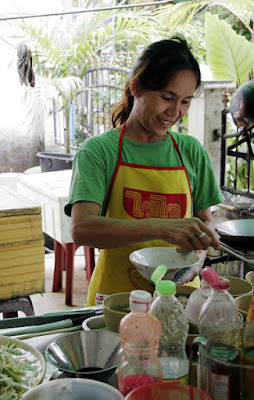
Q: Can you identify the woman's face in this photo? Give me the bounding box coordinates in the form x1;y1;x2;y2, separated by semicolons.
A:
130;69;197;141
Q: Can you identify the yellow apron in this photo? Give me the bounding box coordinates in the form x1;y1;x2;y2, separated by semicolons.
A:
86;124;199;306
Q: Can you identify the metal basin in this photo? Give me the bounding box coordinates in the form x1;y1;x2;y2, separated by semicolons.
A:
45;330;122;382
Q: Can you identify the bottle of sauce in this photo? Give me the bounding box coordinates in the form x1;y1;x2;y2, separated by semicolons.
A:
118;290;162;396
246;295;254;322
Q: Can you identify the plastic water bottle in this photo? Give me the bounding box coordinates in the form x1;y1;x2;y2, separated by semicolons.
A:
197;268;240;398
198;267;238;337
150;266;189;384
117;290;162;396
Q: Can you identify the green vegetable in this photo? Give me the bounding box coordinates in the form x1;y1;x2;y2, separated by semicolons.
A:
0;341;42;399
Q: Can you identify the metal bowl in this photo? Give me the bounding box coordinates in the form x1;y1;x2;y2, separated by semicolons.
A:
230;195;253;210
45;330;122;382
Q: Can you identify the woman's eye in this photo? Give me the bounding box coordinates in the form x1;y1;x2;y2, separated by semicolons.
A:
161;96;172;101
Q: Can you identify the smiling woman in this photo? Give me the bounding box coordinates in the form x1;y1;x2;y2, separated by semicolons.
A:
65;35;224;307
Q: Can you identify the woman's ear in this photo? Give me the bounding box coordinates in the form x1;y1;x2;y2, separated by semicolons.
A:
130;78;141;97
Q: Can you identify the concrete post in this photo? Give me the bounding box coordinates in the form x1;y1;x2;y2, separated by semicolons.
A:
188;80;236;183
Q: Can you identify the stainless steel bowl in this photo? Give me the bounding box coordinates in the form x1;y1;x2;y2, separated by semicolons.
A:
45;330;122;382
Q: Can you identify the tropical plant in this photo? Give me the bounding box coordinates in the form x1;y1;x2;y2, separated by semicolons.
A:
4;0;160;153
204;13;254;84
154;0;254;84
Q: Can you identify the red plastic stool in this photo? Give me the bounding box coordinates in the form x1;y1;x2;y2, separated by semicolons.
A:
52;240;95;306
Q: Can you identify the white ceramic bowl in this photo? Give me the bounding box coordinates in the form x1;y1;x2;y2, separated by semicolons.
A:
129;247;200;283
230;195;253;210
21;378;124;400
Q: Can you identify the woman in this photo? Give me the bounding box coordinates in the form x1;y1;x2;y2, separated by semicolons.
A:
65;36;224;306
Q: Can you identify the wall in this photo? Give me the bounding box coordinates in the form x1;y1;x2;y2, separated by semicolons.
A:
0;0;69;173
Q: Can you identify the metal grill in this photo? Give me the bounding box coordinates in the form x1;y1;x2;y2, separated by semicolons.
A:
53;63;188;151
220;109;254;198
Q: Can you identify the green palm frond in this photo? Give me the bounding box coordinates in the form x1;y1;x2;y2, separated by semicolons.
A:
155;1;209;27
205;13;254;83
155;0;254;35
23;76;82;130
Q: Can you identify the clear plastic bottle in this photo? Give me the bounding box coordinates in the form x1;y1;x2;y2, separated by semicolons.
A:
118;290;163;396
150;273;189;384
198;267;238;337
197;268;240;398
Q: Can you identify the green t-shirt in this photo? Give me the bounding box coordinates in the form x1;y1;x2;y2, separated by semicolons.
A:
65;129;224;216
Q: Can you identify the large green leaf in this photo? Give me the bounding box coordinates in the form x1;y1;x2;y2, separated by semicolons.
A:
205;13;254;83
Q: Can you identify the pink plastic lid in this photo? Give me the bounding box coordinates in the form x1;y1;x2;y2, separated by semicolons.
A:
212;277;230;290
201;267;230;290
201;267;219;286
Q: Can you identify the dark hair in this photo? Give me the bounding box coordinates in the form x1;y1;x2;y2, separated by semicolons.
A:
112;35;201;127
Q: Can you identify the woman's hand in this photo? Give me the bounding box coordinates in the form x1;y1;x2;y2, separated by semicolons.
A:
159;216;220;253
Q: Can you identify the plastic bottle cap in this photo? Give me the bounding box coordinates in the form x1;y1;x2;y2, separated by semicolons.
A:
201;266;219;286
129;290;152;311
212;277;230;290
156;280;176;296
151;264;168;285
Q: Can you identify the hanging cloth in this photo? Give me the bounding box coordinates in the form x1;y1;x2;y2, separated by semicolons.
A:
17;43;35;87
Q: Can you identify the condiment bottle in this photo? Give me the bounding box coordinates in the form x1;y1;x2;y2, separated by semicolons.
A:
246;295;254;321
150;265;189;384
118;290;162;396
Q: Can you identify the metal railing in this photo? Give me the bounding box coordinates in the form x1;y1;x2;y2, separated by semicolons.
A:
220;109;254;198
52;61;188;151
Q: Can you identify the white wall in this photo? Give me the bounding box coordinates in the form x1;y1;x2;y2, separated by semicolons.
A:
0;1;70;172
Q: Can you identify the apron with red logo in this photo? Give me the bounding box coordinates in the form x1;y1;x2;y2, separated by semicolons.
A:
86;124;199;306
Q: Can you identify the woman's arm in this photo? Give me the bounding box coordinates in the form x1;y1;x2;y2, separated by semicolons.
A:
71;201;220;252
178;207;220;283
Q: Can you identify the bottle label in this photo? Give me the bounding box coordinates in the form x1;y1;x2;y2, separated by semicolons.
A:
95;292;109;305
211;372;230;400
163;374;188;385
